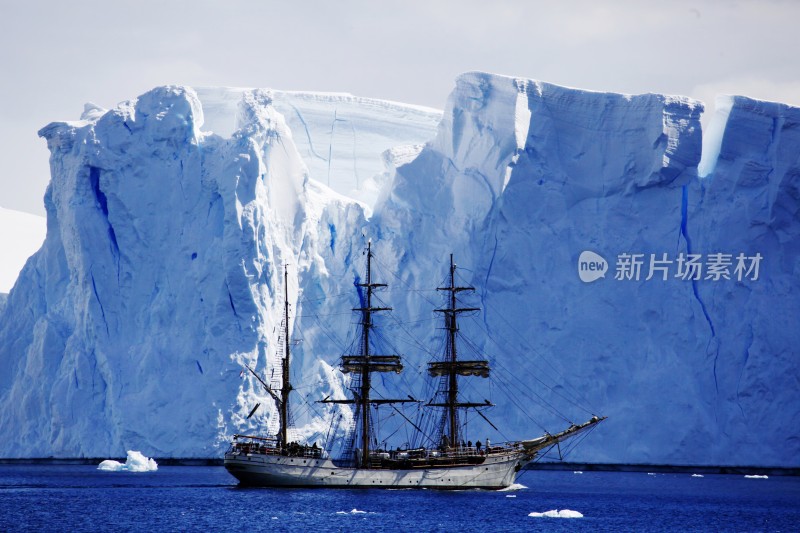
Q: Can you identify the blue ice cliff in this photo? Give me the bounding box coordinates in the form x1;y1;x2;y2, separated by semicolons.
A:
0;74;797;466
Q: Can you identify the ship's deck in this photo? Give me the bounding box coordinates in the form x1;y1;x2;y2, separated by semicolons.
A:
229;434;529;470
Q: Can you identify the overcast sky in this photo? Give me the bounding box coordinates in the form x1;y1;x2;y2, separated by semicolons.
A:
2;0;799;216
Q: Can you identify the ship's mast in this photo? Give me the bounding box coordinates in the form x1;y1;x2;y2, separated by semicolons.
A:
279;264;292;450
355;241;398;467
358;242;379;462
243;265;294;449
445;255;461;443
321;241;415;468
429;254;490;448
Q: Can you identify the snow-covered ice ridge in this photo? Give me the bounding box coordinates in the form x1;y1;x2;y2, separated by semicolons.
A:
0;72;797;466
194;87;442;210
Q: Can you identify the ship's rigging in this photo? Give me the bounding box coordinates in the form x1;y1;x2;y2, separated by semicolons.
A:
238;242;605;472
226;242;605;487
319;241;417;468
427;254;490;450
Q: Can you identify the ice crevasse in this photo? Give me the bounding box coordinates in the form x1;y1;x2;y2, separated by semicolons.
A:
0;72;797;467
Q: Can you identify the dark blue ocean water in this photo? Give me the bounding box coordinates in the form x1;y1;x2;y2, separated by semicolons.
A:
0;465;798;532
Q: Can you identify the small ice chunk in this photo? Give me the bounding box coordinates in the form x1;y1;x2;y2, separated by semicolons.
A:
506;495;516;498
744;475;768;479
691;474;704;478
98;450;158;472
529;509;583;518
573;471;584;474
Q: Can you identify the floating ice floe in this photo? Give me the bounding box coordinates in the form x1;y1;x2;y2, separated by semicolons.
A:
691;474;704;478
498;483;527;491
744;475;768;479
97;450;158;472
506;495;517;498
529;509;583;518
573;471;584;474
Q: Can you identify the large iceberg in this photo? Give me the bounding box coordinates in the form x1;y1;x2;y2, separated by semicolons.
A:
0;86;366;457
0;73;797;466
372;74;799;466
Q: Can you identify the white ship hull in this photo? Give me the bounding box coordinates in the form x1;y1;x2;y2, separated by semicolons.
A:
224;450;529;489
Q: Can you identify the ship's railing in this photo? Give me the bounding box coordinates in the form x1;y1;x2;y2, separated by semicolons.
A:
229;434;325;458
367;441;526;462
434;441;526;458
228;434;529;462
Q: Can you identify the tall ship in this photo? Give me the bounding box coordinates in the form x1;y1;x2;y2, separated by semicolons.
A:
224;243;605;489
